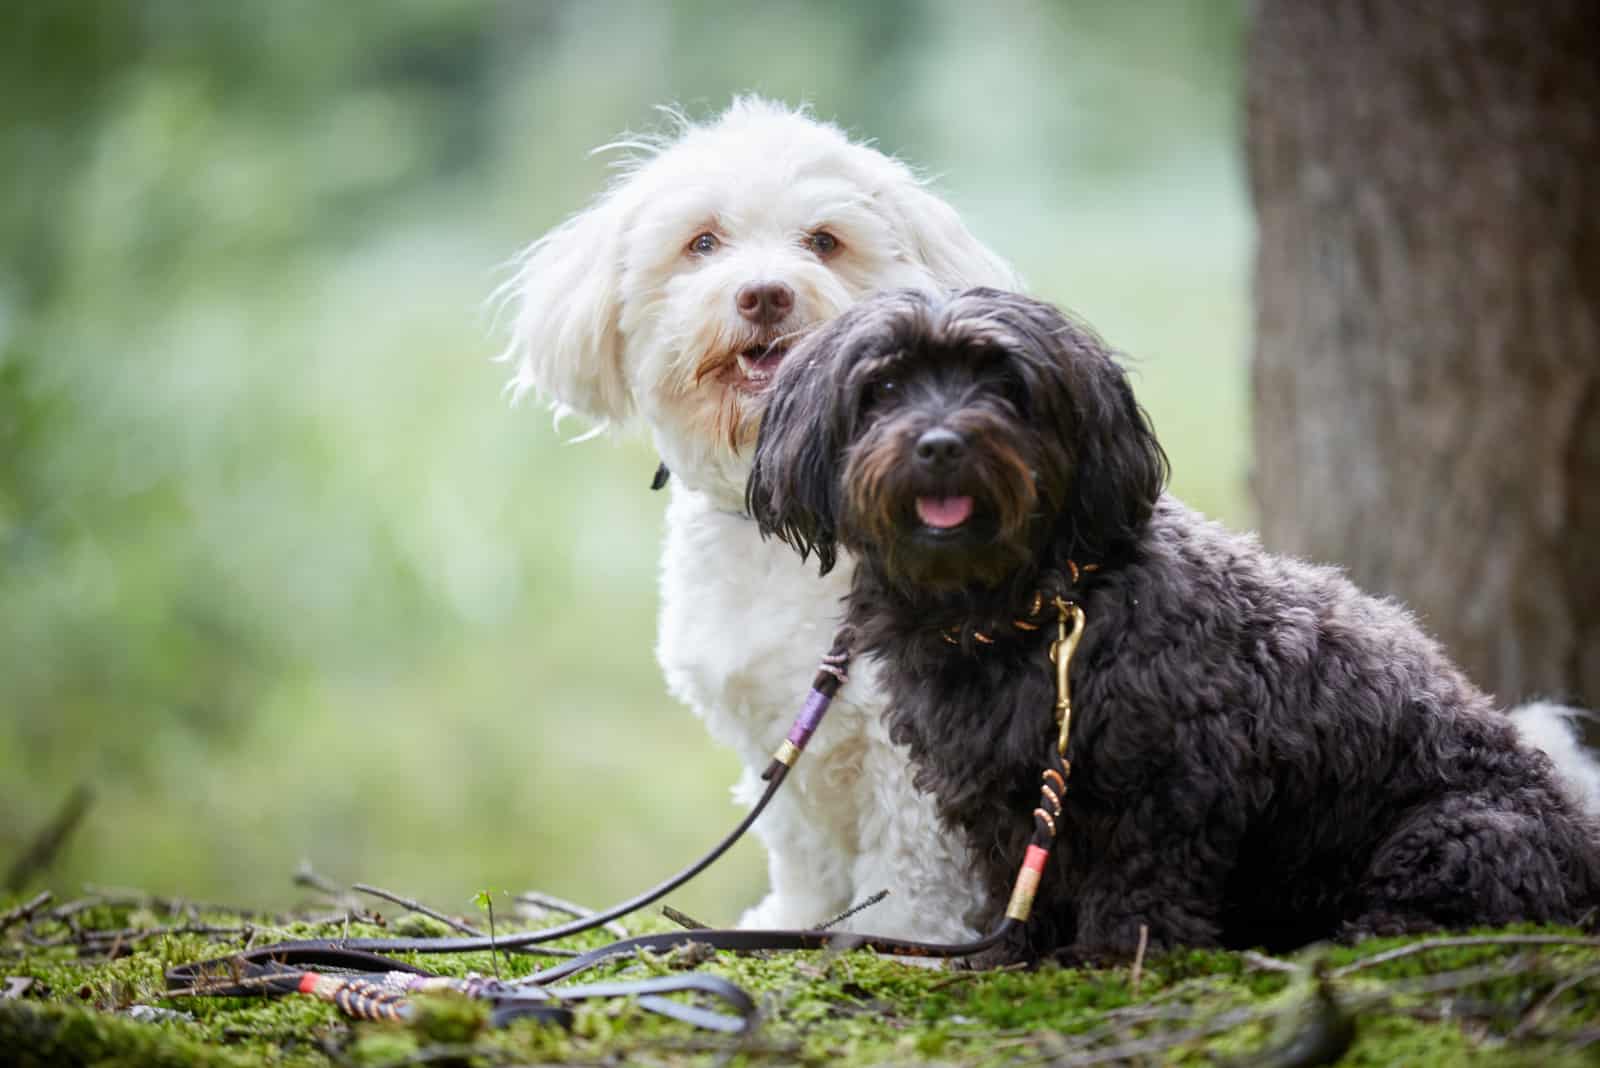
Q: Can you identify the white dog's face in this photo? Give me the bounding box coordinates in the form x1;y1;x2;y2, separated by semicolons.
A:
504;98;1018;504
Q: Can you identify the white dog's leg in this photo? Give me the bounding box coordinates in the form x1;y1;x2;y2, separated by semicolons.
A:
841;740;987;944
733;767;854;929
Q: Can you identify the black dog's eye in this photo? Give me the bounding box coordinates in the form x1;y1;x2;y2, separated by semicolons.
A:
807;231;841;257
864;378;898;407
688;232;720;256
1002;375;1030;414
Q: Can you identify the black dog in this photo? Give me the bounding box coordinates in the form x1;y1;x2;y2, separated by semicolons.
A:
748;287;1600;960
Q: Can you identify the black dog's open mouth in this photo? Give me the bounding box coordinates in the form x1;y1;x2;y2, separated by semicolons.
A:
911;494;999;545
915;495;975;531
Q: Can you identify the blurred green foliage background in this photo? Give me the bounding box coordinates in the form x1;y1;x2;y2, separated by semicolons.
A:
0;1;1247;920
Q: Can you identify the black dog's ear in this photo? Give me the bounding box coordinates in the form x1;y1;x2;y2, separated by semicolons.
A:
746;327;859;576
1053;317;1169;559
1062;351;1168;557
981;294;1168;559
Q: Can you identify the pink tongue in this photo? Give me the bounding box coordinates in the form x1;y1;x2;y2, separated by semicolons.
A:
916;496;975;529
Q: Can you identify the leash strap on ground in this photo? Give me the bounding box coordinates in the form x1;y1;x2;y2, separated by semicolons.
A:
163;605;1082;1034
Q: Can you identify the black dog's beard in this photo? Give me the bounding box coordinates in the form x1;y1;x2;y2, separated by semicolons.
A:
837;402;1049;592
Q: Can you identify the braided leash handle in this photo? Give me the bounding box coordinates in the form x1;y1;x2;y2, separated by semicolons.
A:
1005;590;1084;925
1006;749;1070;923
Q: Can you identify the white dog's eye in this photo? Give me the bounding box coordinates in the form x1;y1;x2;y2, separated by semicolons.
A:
688;232;720;256
807;231;840;257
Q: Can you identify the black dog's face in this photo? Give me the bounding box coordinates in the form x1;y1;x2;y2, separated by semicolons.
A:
749;288;1167;592
827;333;1048;589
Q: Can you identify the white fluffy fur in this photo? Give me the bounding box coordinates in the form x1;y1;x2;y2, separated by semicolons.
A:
504;98;1019;939
1511;702;1600;819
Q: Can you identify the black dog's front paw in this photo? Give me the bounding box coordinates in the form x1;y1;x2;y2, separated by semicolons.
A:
1048;943;1129;970
954;926;1037;971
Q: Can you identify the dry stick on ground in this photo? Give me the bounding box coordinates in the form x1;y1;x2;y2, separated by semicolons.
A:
1032;1002;1273;1068
79;885;277;922
1511;962;1600;1039
811;890;890;931
515;890;630;940
351;884;579;957
661;906;709;931
0;891;52;934
292;861;361;910
1331;934;1600;978
1019;948;1566;1067
1129;924;1149;995
23;924;253;952
353;883;485;936
1032;1004;1201;1058
1241;950;1303;975
928;960;1030;992
1372;954;1546;999
5;786;92;892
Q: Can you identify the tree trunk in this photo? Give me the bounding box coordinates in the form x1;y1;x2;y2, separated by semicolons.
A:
1248;1;1600;718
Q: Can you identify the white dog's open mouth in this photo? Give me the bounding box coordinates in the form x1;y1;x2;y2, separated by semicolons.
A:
734;341;790;388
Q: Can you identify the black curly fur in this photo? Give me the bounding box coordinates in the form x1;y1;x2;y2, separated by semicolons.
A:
749;288;1600;961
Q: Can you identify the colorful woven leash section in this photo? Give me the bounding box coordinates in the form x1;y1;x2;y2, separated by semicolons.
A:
166;947;757;1032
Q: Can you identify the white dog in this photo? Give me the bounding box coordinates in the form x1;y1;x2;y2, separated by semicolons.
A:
502;98;1018;940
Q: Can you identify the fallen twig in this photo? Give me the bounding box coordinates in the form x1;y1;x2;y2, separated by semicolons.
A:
1373;953;1544;998
928;960;1030;991
813;890;890;931
353;883;484;936
1332;933;1600;978
22;923;252;952
1511;962;1600;1038
0;891;52;934
1035;1002;1268;1066
515;890;629;940
661;906;709;931
1129;923;1149;995
291;860;352;904
79;885;275;922
1241;949;1302;975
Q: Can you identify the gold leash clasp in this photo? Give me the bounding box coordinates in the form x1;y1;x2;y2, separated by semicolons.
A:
1049;597;1086;759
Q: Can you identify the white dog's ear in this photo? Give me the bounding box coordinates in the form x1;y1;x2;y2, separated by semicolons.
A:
883;180;1021;292
503;194;632;426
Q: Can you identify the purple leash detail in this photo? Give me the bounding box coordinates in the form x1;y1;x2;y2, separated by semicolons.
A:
764;637;851;778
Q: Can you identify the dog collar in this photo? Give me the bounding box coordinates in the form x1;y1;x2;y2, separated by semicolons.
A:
940;560;1097;647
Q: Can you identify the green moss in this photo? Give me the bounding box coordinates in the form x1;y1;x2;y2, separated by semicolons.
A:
6;894;1600;1067
0;1001;262;1068
407;992;489;1045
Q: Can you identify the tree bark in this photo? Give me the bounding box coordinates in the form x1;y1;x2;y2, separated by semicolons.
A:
1248;1;1600;715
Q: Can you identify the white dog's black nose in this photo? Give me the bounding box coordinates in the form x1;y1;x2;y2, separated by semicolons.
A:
915;428;967;468
736;281;794;326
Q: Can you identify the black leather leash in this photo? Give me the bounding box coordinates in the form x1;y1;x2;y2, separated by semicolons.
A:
163;590;1088;1035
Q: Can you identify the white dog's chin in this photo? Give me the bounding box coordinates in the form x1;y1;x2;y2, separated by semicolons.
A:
501;98;1019;944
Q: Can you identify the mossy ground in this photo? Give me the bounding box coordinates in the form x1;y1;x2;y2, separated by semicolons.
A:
3;893;1598;1067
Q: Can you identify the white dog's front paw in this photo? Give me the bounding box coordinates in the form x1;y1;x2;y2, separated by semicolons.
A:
739;891;833;931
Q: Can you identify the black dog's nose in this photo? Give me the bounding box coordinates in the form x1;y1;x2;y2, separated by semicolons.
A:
915;428;967;467
735;281;795;326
